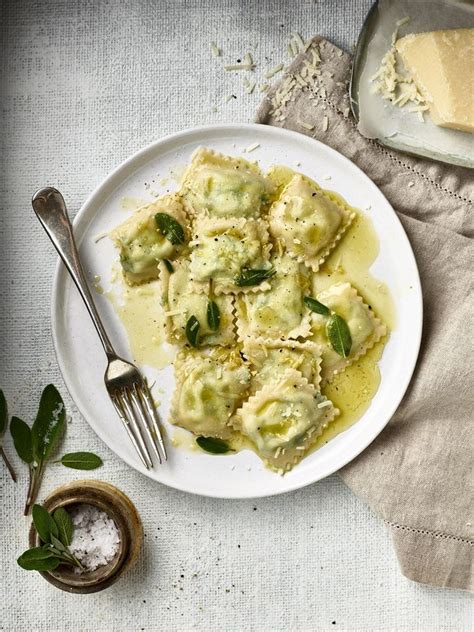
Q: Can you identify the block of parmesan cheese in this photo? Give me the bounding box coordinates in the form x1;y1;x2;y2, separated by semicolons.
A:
396;29;474;133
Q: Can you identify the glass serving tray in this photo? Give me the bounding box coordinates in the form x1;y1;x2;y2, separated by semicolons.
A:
350;0;474;169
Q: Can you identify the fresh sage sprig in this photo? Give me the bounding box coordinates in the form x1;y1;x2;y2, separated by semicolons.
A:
0;389;16;482
196;436;231;454
57;452;103;470
186;315;200;347
235;267;275;287
304;295;352;358
9;385;102;514
155;213;185;245
17;504;84;572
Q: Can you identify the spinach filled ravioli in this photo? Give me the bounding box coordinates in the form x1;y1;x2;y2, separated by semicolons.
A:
189;216;272;294
109;148;391;475
308;282;387;381
161;259;235;346
181;147;274;219
110;194;188;284
268;175;355;271
236;253;311;340
233;369;338;472
170;348;251;439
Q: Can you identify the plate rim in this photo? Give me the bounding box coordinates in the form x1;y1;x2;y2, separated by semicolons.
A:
50;123;423;499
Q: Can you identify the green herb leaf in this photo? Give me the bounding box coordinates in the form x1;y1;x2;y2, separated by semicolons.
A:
155;213;185;245
207;300;220;331
326;314;352;358
53;507;74;546
32;384;65;462
59;451;103;470
235;268;275;287
17;547;60;571
186;315;200;347
163;259;174;273
0;390;6;436
304;296;331;316
32;504;58;544
10;416;33;464
196;436;231;454
50;534;68;554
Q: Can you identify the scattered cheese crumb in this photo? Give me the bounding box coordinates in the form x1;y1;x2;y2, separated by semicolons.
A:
322;174;332;181
322;115;329;132
259;83;269;92
224;63;254;71
298;120;314;131
265;63;284;79
245;142;260;153
210;42;221;57
317;400;332;409
407;181;415;187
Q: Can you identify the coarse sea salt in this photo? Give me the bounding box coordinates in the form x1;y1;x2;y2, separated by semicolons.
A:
68;504;120;572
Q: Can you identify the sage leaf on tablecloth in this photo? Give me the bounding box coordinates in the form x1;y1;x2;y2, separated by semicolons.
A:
59;451;103;470
32;503;58;543
304;296;331;316
207;300;221;331
326;313;352;358
10;416;33;464
17;547;60;572
155;212;185;245
0;389;16;481
53;507;74;547
235;267;275;287
32;384;65;462
186;315;200;347
196;436;231;454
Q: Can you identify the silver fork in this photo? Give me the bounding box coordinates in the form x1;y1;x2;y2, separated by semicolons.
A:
32;187;167;468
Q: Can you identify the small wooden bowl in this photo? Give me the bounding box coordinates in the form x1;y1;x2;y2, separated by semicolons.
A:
29;480;143;594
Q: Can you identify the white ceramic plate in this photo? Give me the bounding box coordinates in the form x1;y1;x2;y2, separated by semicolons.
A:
51;124;422;499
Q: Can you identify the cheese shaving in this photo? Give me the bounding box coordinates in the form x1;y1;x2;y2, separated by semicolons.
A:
245;142;260;153
265;63;284;79
210;42;221;57
298;120;314;131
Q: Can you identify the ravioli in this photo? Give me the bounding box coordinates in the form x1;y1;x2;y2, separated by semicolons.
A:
189;217;272;294
269;175;354;271
234;369;338;472
236;253;311;340
242;338;321;394
181;147;274;219
309;282;387;380
161;259;235;346
110;194;188;284
170;348;251;439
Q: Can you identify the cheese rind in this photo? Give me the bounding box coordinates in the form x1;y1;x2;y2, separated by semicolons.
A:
396;29;474;133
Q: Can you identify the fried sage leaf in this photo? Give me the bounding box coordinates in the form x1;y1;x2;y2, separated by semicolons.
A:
326;313;352;358
186;315;200;347
235;267;275;287
196;436;231;454
207;300;220;331
304;296;331;316
155;213;185;245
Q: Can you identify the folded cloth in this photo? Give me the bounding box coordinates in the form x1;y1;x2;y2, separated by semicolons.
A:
256;36;474;592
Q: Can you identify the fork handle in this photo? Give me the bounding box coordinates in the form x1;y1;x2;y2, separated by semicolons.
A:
32;187;116;358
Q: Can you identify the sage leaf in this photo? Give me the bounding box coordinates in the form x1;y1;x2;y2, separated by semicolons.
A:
155;213;185;245
304;296;331;316
207;300;220;331
17;547;60;571
10;416;33;464
196;436;231;454
326;314;352;358
186;315;200;347
53;507;73;546
0;389;6;436
235;267;275;287
59;451;103;470
163;259;174;273
50;534;68;554
32;503;58;544
32;384;65;462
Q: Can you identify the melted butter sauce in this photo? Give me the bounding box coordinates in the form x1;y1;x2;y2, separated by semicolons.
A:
106;277;174;370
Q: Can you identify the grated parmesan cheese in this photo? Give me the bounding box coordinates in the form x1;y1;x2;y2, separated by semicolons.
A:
210;42;221;57
317;400;332;409
265;63;284;79
245;142;260;153
298;120;314;131
322;115;329;132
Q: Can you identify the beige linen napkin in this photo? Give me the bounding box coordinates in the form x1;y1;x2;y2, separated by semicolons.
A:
256;37;474;592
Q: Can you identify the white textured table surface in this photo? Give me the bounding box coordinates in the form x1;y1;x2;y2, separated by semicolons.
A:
1;2;472;631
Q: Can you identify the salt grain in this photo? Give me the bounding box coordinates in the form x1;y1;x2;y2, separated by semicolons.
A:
68;504;121;572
